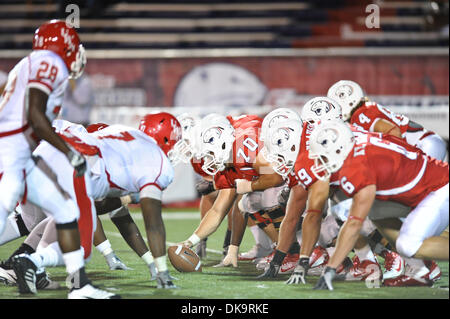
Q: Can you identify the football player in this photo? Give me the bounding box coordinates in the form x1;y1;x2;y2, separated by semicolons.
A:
327;80;447;161
181;113;286;267
0;20;118;298
52;113;182;289
311;121;448;290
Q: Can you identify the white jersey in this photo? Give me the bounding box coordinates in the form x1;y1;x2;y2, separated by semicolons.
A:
0;50;68;134
54;120;174;199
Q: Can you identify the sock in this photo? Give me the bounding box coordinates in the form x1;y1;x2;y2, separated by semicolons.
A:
288;241;300;255
62;248;85;275
249;225;272;250
0;214;22;245
141;251;154;266
154;255;167;272
95;239;113;256
68;266;90;289
404;257;429;277
354;244;377;263
29;242;64;268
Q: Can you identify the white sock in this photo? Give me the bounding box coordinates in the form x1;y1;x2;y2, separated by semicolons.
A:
29;241;65;268
404;257;428;277
141;251;154;266
0;213;21;245
250;226;272;249
354;244;377;263
62;248;85;275
95;239;113;256
154;255;167;272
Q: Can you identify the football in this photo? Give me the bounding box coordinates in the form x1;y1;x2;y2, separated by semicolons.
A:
168;245;202;272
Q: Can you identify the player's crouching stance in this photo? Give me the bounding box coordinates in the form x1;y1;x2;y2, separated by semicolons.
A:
310;121;449;290
58;112;182;289
0;20;119;298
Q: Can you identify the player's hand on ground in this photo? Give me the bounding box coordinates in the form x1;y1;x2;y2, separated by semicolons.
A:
314;267;336;291
66;149;87;176
285;257;309;285
257;262;280;279
215;245;238;267
156;270;177;289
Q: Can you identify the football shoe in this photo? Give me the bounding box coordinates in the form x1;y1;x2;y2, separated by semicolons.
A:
382;251;405;280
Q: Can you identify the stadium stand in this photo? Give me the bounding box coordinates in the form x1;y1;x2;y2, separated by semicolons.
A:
0;0;448;49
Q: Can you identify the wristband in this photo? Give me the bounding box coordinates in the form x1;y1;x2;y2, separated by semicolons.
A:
187;233;201;246
120;195;132;206
348;215;365;223
299;254;310;260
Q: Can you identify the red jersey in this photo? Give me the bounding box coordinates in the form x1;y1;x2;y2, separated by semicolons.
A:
350;101;430;147
290;122;345;190
214;115;263;189
337;131;448;207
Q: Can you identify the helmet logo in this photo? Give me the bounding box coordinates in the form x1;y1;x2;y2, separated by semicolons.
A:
60;27;75;53
203;127;223;144
317;129;338;148
269;114;288;128
311;100;332;116
335;85;353;99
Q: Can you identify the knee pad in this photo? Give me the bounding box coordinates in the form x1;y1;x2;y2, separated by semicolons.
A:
395;234;421;258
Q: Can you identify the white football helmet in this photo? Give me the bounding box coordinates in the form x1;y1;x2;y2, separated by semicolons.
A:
168;113;201;165
301;96;342;125
198;114;235;176
261;108;301;142
308;120;355;181
327;80;365;121
261;119;302;177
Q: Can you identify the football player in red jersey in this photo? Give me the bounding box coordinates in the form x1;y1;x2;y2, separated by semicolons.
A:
181;113;287;267
312;121;448;290
327;80;447;161
0;20;121;298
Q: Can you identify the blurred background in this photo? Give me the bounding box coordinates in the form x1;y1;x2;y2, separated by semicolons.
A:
0;0;448;205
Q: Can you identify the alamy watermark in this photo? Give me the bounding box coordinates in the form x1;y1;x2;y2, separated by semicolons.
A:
365;4;380;29
65;4;80;28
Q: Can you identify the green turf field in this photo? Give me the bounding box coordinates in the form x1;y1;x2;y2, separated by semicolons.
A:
0;208;448;299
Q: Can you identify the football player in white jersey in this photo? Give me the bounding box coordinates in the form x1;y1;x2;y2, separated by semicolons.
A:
53;112;182;288
0;20;118;299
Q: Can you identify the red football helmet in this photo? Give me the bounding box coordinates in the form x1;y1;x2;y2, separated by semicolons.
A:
86;123;109;133
139;112;182;156
32;19;86;79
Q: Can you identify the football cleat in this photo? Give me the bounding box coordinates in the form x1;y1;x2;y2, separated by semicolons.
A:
383;260;441;287
382;251;405;280
11;255;38;294
68;284;121;299
238;244;273;261
35;269;61;290
254;250;275;270
105;252;131;270
424;260;441;282
342;256;382;282
307;246;330;276
279;253;299;274
0;260;17;285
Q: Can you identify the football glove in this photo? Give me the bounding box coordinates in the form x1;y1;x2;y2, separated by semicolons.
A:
196;179;215;196
257;262;280;279
156;270;177;289
314;266;336;290
66;149;87;177
285;257;309;285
